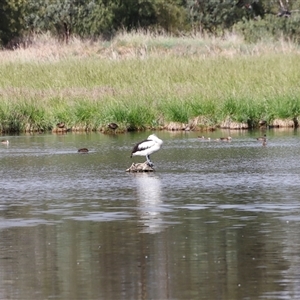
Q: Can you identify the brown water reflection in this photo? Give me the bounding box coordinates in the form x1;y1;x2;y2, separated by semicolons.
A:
0;130;300;299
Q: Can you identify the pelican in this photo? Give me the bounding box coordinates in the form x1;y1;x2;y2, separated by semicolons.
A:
78;148;89;153
1;140;9;145
131;134;163;167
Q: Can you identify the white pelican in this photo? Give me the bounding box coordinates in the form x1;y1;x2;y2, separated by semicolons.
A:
131;134;163;167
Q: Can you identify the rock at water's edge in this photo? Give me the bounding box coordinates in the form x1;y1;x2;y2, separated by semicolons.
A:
126;162;155;172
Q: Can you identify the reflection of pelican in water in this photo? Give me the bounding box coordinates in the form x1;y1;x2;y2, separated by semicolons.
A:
135;173;164;234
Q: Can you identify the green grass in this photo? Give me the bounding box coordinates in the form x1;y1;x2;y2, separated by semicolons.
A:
0;33;300;132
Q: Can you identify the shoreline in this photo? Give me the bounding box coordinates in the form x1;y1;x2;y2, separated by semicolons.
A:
1;34;300;134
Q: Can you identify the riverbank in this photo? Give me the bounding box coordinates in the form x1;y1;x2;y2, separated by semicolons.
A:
1;32;300;133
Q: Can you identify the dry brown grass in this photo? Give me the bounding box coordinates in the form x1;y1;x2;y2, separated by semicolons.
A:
1;31;300;63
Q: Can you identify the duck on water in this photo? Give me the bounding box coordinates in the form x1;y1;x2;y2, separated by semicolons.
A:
215;136;232;142
78;148;89;153
257;134;266;141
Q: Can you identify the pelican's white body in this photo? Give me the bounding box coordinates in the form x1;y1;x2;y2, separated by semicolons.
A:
131;135;163;157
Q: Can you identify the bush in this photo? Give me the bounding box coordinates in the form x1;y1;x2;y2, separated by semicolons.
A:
235;13;300;44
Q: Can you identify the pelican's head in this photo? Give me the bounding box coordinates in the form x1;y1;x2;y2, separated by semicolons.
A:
148;134;156;139
148;134;163;145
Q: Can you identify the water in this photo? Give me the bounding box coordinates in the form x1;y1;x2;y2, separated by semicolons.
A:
0;130;300;299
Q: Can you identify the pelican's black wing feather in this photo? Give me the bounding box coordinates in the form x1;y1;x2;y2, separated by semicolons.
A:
131;138;154;156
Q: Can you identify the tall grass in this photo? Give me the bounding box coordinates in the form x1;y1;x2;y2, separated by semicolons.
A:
0;32;300;132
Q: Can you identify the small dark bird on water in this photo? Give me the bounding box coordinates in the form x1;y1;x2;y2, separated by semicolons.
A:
108;123;118;130
257;134;266;141
219;136;232;142
198;136;210;141
78;148;89;153
57;122;65;128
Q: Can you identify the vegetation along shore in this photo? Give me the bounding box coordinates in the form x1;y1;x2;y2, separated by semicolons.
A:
1;32;300;133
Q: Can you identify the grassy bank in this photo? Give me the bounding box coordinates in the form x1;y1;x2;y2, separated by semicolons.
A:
0;32;300;133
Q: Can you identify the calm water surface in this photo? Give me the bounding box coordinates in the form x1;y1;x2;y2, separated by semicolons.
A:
0;130;300;300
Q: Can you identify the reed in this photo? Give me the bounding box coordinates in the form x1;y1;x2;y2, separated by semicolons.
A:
0;32;300;132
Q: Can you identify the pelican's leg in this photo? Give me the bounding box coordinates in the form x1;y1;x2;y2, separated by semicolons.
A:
146;155;154;167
